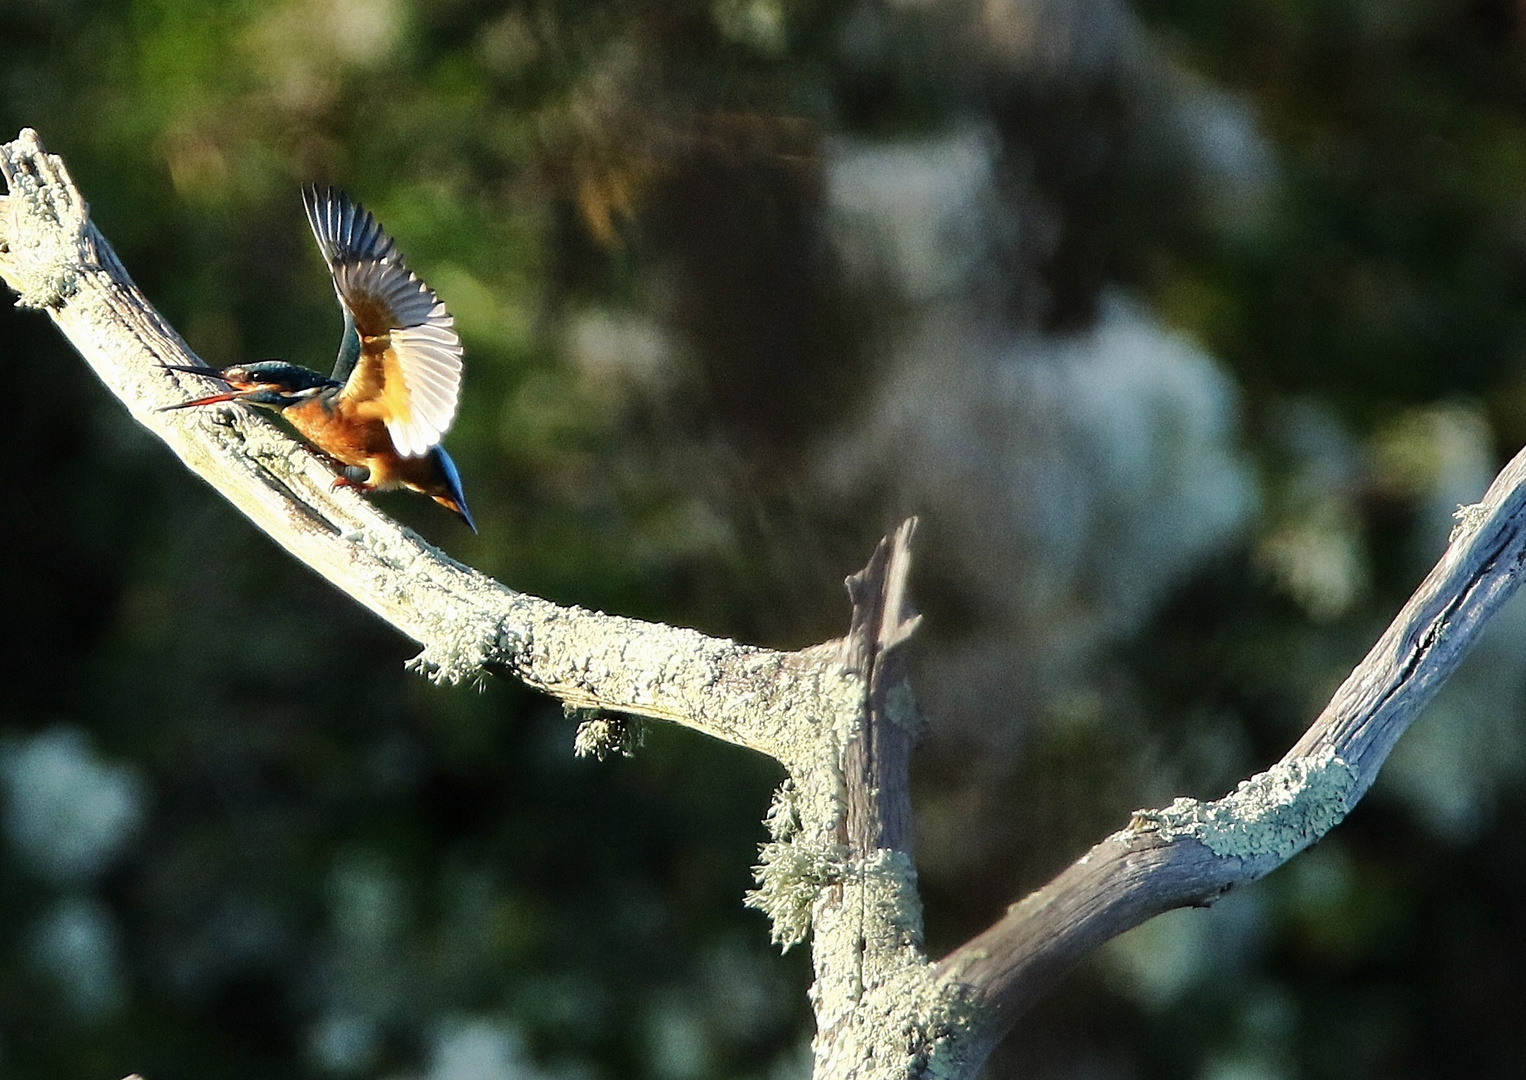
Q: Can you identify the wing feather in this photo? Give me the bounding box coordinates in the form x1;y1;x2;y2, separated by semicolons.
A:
302;187;463;457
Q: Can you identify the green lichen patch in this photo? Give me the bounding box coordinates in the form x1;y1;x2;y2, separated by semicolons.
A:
912;978;993;1080
805;846;936;1077
858;848;925;951
808;958;991;1080
883;679;926;734
1133;745;1358;861
398;587;510;688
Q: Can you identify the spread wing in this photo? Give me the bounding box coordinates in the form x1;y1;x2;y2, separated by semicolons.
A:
302;186;463;458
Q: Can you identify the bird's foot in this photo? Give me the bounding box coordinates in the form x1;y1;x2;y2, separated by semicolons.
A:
331;465;374;494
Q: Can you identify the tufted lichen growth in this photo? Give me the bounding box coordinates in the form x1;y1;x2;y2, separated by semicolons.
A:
571;712;643;760
746;781;844;949
1451;500;1489;542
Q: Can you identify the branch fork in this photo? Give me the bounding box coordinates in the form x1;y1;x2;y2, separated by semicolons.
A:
8;127;1526;1080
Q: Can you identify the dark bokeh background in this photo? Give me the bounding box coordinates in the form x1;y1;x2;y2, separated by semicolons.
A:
5;1;1526;1078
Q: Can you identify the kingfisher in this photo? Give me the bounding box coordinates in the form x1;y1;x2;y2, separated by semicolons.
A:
163;187;477;532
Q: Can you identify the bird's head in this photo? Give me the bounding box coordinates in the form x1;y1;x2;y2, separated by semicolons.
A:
160;361;337;411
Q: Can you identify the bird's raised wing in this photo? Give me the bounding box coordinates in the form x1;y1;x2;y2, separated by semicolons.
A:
302;187;463;458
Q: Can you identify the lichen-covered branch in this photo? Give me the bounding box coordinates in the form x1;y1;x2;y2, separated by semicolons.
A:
4;125;945;1080
932;440;1526;1072
744;522;987;1080
0;127;859;764
11;124;1526;1080
809;526;932;1076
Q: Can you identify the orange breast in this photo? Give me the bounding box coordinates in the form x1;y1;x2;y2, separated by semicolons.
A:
286;396;409;486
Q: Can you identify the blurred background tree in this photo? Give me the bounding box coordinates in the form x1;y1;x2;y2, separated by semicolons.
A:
3;0;1526;1077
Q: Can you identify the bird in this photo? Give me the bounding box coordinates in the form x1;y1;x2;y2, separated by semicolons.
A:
162;187;476;532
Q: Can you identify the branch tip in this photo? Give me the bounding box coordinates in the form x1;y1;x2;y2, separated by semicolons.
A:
0;129;91;309
841;517;922;674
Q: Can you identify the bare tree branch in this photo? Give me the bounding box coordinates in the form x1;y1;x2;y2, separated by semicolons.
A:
933;445;1526;1066
840;517;923;855
804;519;949;1078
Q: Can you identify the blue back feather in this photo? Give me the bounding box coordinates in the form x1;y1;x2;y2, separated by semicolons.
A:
333;308;362;383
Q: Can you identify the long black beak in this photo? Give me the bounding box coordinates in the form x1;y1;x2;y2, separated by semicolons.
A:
160;362;228;379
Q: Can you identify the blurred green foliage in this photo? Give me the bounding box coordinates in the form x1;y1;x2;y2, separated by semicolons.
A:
3;1;1526;1079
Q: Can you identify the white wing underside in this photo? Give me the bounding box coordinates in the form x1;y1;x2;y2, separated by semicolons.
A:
304;189;463;458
